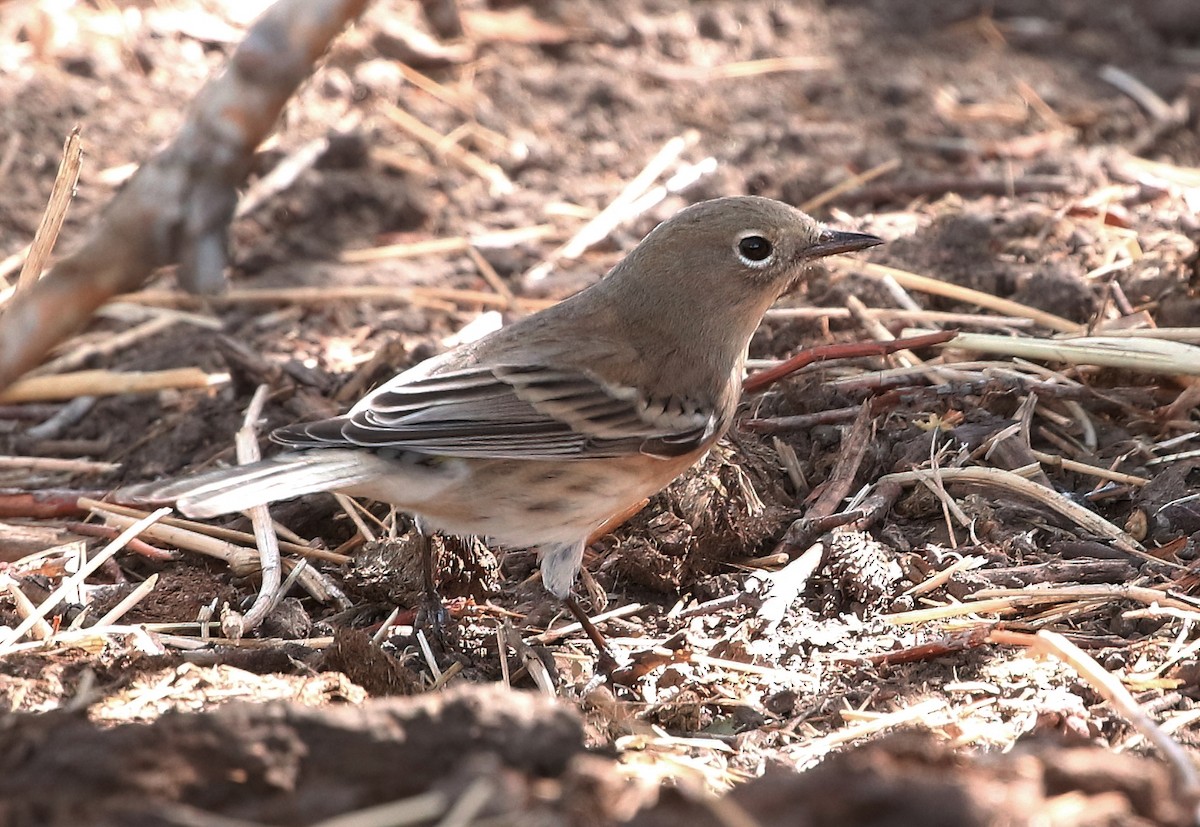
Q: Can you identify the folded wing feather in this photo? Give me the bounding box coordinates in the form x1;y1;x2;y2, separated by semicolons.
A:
271;365;717;460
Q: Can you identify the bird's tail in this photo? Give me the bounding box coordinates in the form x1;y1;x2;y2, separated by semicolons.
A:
118;450;387;518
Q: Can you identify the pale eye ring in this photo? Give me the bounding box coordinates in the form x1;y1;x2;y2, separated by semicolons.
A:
736;233;774;266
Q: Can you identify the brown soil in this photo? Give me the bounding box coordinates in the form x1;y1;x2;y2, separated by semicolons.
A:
2;0;1200;824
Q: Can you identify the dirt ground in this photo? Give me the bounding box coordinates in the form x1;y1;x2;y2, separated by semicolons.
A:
2;0;1200;824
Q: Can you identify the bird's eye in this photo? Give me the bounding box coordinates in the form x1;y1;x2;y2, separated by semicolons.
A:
737;235;773;265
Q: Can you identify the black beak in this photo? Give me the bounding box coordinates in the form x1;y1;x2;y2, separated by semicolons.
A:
802;228;883;260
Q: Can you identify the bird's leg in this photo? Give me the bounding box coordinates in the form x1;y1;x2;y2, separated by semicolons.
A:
412;517;450;631
541;539;620;675
563;594;619;676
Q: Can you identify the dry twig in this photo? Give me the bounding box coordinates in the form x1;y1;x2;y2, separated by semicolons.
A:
763;305;1035;330
229;385;280;636
123;284;557;313
878;466;1155;564
808;406;873;519
0;367;225;403
0;456;118;475
379;101;512;197
94;573;160;627
95;499;348;564
741;330;956;394
886;584;1200;624
839;261;1082;333
16;128;82;294
937;331;1200;377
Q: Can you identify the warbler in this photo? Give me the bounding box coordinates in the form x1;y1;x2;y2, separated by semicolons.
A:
127;196;880;599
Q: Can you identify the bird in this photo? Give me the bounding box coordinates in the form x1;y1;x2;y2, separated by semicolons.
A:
124;196;880;607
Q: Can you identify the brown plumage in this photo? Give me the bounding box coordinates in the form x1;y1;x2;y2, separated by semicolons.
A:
123;196;880;598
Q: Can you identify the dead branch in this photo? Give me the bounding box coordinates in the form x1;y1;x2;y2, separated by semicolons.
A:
0;0;370;391
807;405;874;519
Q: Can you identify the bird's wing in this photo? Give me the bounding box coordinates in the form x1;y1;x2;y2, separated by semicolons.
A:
271;365;720;460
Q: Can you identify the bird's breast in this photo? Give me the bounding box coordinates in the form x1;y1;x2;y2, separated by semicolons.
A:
397;448;713;548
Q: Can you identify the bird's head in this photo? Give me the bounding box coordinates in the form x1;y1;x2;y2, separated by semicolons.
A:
609;196;881;342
